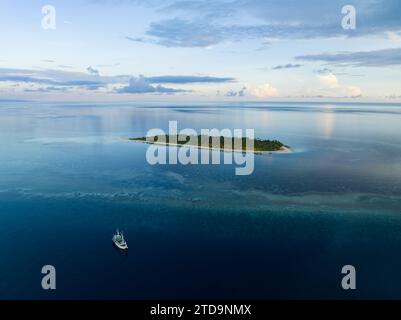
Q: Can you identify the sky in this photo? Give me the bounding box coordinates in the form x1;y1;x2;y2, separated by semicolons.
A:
0;0;401;102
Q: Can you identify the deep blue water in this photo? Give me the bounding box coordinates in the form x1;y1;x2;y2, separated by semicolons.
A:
1;101;401;299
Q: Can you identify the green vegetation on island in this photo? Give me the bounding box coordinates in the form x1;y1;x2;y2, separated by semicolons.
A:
129;135;289;152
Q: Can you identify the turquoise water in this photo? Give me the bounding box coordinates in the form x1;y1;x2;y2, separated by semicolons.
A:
1;101;401;299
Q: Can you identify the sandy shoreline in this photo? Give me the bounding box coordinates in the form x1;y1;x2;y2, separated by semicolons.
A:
128;139;292;154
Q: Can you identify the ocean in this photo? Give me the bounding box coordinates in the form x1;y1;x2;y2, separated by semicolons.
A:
1;101;401;299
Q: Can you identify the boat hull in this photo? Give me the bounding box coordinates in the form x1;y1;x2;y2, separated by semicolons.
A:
112;236;128;250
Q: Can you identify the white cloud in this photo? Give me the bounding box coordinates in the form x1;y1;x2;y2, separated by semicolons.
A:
345;86;362;97
250;83;278;98
387;31;401;42
319;73;338;88
316;73;362;98
116;75;187;94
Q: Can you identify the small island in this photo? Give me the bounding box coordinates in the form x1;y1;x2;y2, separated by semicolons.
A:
129;135;290;153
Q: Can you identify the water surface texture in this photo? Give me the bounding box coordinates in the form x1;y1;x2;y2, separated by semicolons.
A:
1;101;401;299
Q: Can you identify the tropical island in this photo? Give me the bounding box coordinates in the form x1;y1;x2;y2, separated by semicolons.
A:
129;135;290;153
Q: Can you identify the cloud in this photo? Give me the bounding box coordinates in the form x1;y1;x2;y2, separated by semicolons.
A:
145;75;235;84
319;73;338;88
0;67;120;87
314;67;364;77
124;0;401;47
272;63;302;70
250;83;278;98
0;67;128;93
58;65;74;69
87;66;100;75
296;47;401;67
226;86;246;97
94;63;121;68
0;67;234;95
315;68;333;75
387;31;401;42
160;0;237;19
116;75;187;94
317;73;362;98
125;36;144;43
346;86;363;97
132;18;223;47
133;18;341;48
24;86;68;93
0;75;104;90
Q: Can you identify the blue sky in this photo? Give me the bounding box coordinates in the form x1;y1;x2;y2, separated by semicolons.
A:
1;0;401;102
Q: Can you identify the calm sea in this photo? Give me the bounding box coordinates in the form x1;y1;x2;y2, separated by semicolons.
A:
1;101;401;299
